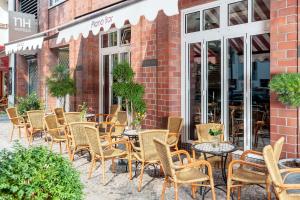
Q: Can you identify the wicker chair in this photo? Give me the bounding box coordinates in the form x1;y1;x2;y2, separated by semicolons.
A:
95;104;120;129
44;114;67;154
193;123;224;167
84;126;131;184
108;111;127;141
131;130;169;192
64;112;82;124
27;110;46;145
6;107;26;141
54;107;65;125
69;122;98;161
153;138;216;200
263;145;300;200
226;137;285;200
167;116;183;153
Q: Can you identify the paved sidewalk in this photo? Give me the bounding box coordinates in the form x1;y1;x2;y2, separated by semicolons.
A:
0;120;271;200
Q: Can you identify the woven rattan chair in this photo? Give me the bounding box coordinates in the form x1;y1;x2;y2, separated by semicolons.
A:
108;111;127;141
167;116;183;153
6;107;26;141
64;112;82;124
69;122;98;161
193;123;224;167
54;107;65;125
131;130;169;192
84;126;131;184
153;138;216;200
44;114;67;154
226;137;285;200
27;110;46;145
263;145;300;200
95;104;120;129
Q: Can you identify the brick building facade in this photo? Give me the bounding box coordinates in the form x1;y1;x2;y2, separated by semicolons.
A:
12;0;300;158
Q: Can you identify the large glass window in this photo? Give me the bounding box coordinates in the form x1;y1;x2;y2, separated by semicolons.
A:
251;33;270;151
121;27;131;45
186;12;200;33
228;0;248;26
203;7;220;30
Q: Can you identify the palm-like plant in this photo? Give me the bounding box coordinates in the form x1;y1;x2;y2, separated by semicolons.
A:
46;65;76;109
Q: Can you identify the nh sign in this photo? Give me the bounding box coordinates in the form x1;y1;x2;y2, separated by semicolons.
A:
8;11;37;41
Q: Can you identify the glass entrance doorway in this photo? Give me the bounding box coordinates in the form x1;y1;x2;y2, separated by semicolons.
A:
183;0;270;151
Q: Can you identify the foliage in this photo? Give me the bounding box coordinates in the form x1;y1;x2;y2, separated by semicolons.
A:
112;62;146;115
46;65;76;108
17;93;43;115
0;142;83;200
208;129;222;136
269;73;300;107
78;102;88;120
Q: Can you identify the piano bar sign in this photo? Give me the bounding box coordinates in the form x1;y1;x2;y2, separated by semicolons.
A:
8;11;38;41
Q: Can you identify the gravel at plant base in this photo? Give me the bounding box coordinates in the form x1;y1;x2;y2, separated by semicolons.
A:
0;120;274;200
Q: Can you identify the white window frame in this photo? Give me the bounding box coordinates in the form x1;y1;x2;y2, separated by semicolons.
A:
181;0;270;151
99;26;131;114
48;0;66;9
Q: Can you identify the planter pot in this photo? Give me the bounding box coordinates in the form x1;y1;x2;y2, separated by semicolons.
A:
278;158;300;169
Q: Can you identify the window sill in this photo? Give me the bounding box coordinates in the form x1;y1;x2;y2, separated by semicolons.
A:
48;0;68;10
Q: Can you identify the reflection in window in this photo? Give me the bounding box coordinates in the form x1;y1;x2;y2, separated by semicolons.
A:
109;32;118;47
253;0;270;21
228;37;244;150
203;7;220;30
251;33;270;151
207;40;221;123
102;34;108;48
186;12;200;33
120;52;130;63
189;43;202;140
228;0;248;26
121;27;131;45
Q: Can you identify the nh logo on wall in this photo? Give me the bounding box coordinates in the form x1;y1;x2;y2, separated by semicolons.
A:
8;11;37;41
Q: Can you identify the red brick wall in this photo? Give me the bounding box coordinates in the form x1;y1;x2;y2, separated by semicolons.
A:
15;55;28;97
270;0;300;158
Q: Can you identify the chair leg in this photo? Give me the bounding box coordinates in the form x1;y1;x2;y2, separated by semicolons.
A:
226;180;232;200
175;145;182;164
50;140;54;151
174;183;179;200
18;127;21;139
161;177;168;200
101;160;106;185
238;186;241;200
128;157;132;180
59;142;62;154
138;162;145;192
191;184;196;199
24;126;28;142
111;158;115;173
10;126;15;142
210;177;216;200
266;180;271;200
88;155;96;179
30;133;33;145
71;147;77;161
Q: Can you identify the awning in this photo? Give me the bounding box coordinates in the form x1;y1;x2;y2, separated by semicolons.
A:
57;0;179;43
5;34;45;55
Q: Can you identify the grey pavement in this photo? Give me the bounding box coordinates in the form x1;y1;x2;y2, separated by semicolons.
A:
0;118;272;200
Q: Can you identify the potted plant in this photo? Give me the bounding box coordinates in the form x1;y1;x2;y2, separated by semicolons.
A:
0;142;83;199
17;93;43;115
209;129;222;147
78;102;88;120
112;62;146;127
46;65;76;110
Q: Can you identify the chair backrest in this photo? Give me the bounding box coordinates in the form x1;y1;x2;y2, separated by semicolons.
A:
27;110;45;130
6;107;19;125
84;126;103;157
69;122;96;146
117;111;127;125
109;104;121;123
64;112;82;124
139;130;168;161
263;145;286;198
273;137;285;162
153;138;175;178
196;123;224;142
44;114;59;130
54;107;64;123
167;116;183;134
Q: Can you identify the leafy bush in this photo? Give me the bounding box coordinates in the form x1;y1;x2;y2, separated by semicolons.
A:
17;93;43;115
269;73;300;107
0;143;83;200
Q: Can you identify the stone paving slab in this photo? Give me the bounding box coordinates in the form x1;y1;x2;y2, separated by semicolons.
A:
0;120;273;200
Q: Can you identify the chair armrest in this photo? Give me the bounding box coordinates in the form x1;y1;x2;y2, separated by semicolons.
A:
130;141;141;151
277;183;300;190
241;150;263;160
228;160;266;172
168;132;177;136
171;150;192;163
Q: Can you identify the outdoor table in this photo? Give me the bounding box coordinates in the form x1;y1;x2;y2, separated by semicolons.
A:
122;129;140;141
192;142;237;199
85;113;95;121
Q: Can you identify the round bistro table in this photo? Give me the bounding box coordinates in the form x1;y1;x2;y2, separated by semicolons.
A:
192;142;237;200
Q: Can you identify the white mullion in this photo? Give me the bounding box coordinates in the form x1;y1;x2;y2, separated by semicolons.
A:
223;37;229;141
202;40;207;123
245;34;252;150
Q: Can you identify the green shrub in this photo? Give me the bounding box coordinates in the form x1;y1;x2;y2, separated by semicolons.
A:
17;93;43;115
0;143;83;200
269;73;300;107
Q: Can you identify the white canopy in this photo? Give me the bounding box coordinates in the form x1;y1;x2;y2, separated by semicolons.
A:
57;0;179;43
5;35;44;55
